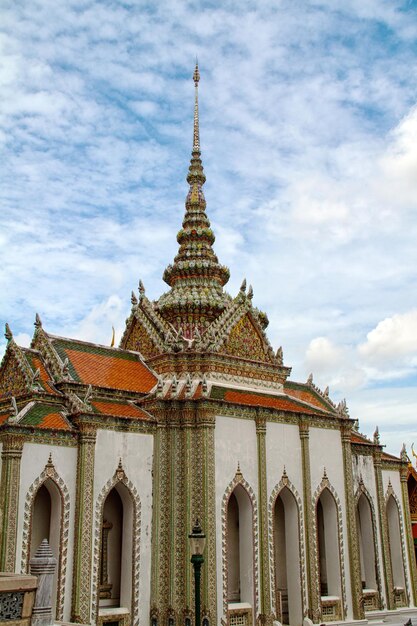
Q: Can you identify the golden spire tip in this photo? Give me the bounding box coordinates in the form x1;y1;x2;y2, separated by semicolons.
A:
193;62;200;85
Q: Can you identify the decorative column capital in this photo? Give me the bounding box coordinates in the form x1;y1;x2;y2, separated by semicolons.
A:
1;433;24;458
340;421;353;443
77;421;97;444
255;412;266;434
299;421;309;438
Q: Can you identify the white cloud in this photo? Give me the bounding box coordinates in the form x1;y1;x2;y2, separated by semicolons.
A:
1;0;417;455
359;310;417;365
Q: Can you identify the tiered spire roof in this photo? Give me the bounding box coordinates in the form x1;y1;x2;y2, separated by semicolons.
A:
156;65;230;335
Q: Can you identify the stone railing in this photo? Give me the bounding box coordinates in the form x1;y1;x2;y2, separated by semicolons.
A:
0;573;37;626
227;603;253;626
320;596;342;622
362;588;379;612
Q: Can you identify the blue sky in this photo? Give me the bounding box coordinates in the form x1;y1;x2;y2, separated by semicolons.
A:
1;0;417;454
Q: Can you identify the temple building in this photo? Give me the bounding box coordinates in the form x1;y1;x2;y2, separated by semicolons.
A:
0;66;416;626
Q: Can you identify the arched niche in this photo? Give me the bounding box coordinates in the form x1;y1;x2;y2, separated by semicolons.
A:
92;463;141;626
22;459;70;622
356;493;377;591
226;483;255;608
386;494;406;591
316;488;342;600
273;486;302;626
99;482;135;610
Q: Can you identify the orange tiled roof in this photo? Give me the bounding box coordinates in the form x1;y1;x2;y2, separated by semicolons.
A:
0;413;9;425
92;400;151;420
212;387;331;416
284;383;333;411
50;337;157;393
19;403;72;431
351;432;373;445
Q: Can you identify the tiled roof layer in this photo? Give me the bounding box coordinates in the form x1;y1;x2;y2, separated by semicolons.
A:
91;400;151;420
51;338;157;393
211;386;331;416
284;382;333;411
20;403;71;431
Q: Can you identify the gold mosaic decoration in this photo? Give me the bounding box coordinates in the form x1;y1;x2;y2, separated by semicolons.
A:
0;352;29;398
223;315;270;362
124;318;160;360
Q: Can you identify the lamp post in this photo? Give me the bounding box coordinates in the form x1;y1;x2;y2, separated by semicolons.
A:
189;519;206;626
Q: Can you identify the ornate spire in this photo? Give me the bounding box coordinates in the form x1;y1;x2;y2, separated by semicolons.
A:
157;64;230;335
193;63;200;153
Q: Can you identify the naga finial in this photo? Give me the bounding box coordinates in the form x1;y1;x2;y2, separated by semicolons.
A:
34;313;42;328
4;323;12;341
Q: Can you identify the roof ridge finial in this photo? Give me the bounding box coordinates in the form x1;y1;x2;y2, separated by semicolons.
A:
193;61;200;154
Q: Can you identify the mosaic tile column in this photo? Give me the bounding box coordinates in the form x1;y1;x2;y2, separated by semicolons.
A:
150;403;178;625
373;449;394;609
299;421;319;621
71;422;97;623
256;413;272;625
194;406;217;626
400;462;417;605
0;433;24;572
340;424;364;620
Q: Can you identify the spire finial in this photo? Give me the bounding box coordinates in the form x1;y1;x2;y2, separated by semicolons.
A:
193;62;200;154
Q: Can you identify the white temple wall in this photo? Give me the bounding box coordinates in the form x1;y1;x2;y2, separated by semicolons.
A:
94;429;154;624
214;414;258;623
266;422;302;497
18;442;77;620
309;427;353;618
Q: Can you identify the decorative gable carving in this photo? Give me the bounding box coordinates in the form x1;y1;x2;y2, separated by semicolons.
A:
223;314;273;363
123;318;161;359
0;350;31;398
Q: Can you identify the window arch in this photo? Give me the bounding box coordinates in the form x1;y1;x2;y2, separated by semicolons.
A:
386;494;406;593
21;457;70;622
272;486;303;626
92;462;141;626
221;469;259;623
312;474;346;621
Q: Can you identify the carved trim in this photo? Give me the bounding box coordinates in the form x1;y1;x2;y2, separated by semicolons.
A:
21;456;70;621
354;482;383;609
268;471;307;619
385;484;410;605
312;475;347;620
221;470;259;622
91;462;141;626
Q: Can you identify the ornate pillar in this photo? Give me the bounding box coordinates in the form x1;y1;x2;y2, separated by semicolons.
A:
150;404;172;624
400;460;417;605
0;433;24;572
193;405;216;625
71;422;97;623
299;420;319;621
340;423;364;619
373;448;394;609
255;412;272;625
